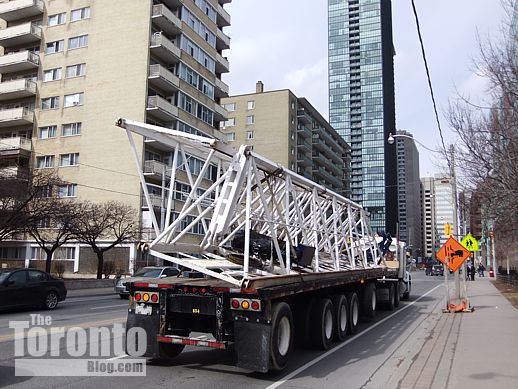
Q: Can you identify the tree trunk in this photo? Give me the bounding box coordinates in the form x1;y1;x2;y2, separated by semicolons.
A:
45;250;53;273
96;251;104;280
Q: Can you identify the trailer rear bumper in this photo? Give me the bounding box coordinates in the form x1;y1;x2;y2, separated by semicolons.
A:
157;334;227;349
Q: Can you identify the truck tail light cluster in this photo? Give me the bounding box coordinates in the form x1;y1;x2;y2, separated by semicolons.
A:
230;298;261;311
180;287;208;294
134;291;159;303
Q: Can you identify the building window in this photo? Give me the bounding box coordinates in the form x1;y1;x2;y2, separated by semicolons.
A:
246;131;254;140
246;115;254;125
68;35;88;50
66;63;86;78
38;125;57;139
64;92;84;107
43;68;62;82
223;103;235;112
41;96;60;110
226;132;235;142
221;117;235;128
45;40;64;54
48;12;66;27
71;7;90;22
36;155;54;168
247;100;255;110
62;122;82;137
58;184;77;198
35;185;53;198
59;153;80;167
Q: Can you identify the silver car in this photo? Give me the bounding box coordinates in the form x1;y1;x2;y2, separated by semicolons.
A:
115;266;180;299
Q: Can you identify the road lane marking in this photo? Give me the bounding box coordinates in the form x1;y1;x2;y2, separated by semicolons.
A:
0;316;126;343
90;304;128;310
265;284;443;389
108;354;129;360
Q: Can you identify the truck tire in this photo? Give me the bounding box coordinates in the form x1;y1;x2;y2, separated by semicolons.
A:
346;292;360;334
270;302;294;371
384;283;395;311
157;343;185;360
310;298;335;350
394;282;400;308
361;282;376;321
402;277;411;300
331;294;348;342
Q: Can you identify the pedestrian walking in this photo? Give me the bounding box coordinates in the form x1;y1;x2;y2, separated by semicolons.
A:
478;263;485;277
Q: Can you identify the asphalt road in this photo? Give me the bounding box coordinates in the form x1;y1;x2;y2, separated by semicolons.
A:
0;271;445;389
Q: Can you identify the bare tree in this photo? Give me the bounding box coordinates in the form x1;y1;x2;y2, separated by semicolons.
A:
72;201;138;279
0;170;62;242
447;1;518;232
26;197;83;273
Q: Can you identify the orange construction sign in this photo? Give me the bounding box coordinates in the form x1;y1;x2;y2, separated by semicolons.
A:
436;237;471;272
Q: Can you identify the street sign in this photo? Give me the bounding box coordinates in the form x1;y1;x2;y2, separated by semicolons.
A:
436;237;471;272
461;233;479;252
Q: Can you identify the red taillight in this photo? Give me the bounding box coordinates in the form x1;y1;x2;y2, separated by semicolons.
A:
151;293;158;302
135;292;141;301
192;287;197;293
231;299;240;309
251;301;260;310
183;287;188;293
201;288;207;293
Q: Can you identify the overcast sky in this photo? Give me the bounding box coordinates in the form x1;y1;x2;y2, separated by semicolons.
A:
222;1;508;176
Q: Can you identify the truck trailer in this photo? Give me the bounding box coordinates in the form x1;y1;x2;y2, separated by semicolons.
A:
116;118;411;373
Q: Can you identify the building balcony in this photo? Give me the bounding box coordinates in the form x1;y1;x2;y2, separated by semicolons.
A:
214;77;229;98
214;52;229;74
161;0;182;10
0;165;29;179
0;0;43;22
212;101;228;121
143;160;171;180
0;79;36;101
215;28;230;51
142;194;164;209
0;50;39;74
218;0;232;4
216;3;231;27
146;95;178;122
151;4;182;37
150;33;181;64
0;22;41;48
297;124;312;139
0;136;31;157
297;109;312;125
148;64;180;93
296;139;311;153
0;107;33;128
297;153;312;167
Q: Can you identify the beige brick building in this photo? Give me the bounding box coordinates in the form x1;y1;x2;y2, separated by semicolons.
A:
220;82;351;196
0;0;230;273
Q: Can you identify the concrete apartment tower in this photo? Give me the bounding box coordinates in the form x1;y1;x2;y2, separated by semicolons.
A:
220;82;351;196
328;0;397;234
0;0;231;271
420;176;436;260
394;130;422;255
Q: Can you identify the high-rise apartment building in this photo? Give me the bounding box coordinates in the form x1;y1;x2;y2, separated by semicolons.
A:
394;130;421;254
433;174;456;247
328;0;397;234
0;0;231;270
420;176;436;259
220;82;350;196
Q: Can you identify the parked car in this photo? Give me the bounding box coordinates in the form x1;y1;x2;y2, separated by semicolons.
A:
430;264;444;276
0;269;67;311
115;266;180;299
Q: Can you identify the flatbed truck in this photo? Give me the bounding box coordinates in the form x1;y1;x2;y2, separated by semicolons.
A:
116;118;411;372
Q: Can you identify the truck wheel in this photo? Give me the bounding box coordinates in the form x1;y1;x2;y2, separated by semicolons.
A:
310;298;334;350
384;284;395;311
361;282;376;321
270;302;294;371
402;277;411;300
157;343;185;360
331;294;348;342
394;282;400;308
346;292;360;334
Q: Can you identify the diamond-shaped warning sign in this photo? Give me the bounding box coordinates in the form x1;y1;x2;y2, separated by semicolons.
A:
436;237;471;272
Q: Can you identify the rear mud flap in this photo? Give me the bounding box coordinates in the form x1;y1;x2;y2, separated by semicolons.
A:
126;311;160;358
234;321;271;373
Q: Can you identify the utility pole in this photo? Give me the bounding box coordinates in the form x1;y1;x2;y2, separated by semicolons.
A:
450;145;461;302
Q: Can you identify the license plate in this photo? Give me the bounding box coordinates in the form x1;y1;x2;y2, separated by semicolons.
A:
135;303;152;315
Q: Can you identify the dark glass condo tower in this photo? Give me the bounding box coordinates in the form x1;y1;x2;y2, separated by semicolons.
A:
328;0;397;234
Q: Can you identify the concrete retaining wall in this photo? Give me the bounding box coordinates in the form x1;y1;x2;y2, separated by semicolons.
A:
65;279;117;290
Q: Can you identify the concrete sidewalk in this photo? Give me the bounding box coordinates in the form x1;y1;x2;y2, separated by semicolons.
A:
399;277;518;389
